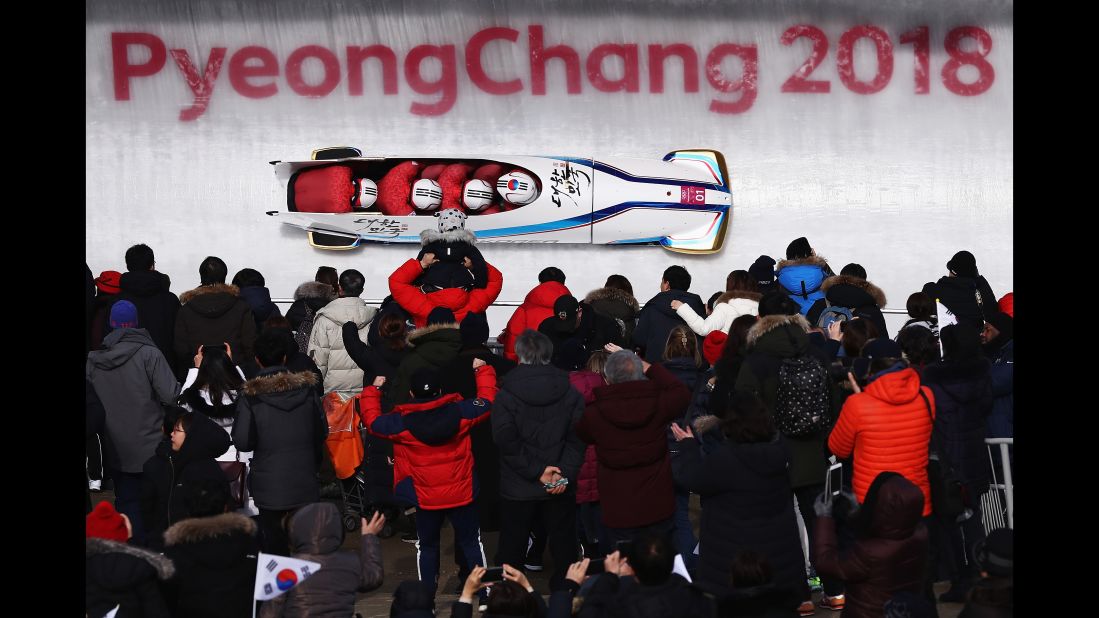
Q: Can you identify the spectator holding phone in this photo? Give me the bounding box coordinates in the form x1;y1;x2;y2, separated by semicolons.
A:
454;564;546;617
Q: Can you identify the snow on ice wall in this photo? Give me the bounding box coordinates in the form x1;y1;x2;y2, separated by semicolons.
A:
86;0;1012;333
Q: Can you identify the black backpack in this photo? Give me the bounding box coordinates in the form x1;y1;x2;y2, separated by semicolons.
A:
773;326;830;437
774;354;830;437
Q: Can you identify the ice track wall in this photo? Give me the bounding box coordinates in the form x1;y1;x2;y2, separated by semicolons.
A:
86;0;1012;333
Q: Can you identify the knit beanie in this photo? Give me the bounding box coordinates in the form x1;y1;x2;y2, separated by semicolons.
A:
95;271;122;295
786;237;812;260
702;331;728;365
86;501;129;542
109;300;139;330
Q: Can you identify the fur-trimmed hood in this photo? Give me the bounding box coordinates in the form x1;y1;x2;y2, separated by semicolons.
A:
180;283;240;305
163;513;257;546
584;286;641;312
821;275;887;307
746;313;810;349
715;290;763;306
242;370;318;396
294;280;337;302
775;254;829;271
86;537;176;580
420;228;477;246
408;321;461;343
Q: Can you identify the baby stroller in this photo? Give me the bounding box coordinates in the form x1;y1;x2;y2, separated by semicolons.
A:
322;392;371;532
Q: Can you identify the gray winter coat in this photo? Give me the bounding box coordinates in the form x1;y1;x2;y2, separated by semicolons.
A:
307;297;378;396
87;328;180;473
492;364;587;501
233;368;328;510
258;502;384;618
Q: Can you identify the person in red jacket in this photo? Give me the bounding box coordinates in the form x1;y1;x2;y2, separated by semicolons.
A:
828;339;935;518
361;359;498;599
388;252;503;328
575;348;691;546
497;267;570;361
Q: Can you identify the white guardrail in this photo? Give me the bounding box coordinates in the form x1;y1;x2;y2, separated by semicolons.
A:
983;438;1014;531
271;299;913;313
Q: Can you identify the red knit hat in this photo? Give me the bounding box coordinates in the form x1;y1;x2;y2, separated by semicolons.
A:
86;501;129;542
997;292;1013;318
95;271;122;295
702;331;728;366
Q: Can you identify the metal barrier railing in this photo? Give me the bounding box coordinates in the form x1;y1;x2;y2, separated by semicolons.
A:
983;438;1013;531
271;298;913;313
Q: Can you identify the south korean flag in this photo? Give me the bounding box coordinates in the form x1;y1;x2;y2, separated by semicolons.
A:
254;552;322;601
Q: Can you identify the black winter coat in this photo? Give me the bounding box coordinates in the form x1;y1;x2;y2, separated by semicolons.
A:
286;281;337;333
676;437;808;601
714;585;800;617
119;269;181;371
86;537;175;618
808;275;890;338
539;302;625;370
584;286;641;344
86;264;96;353
233;368;327;510
343;320;410;389
163;513;259;618
175;284;257;377
241;335;325;397
922;357;994;488
634;290;706;363
90;291;120;352
239;285;283;331
141;413;232;549
577;573;716;618
927;275;997;332
492;364;587;500
735;314;837;489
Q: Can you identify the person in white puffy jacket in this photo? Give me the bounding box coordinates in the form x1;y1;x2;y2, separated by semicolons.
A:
672;270;762;335
307;269;378;397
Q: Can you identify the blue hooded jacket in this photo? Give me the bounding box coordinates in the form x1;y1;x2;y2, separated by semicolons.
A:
775;255;831;315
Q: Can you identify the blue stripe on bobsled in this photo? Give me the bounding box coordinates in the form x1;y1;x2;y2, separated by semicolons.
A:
546;157;729;193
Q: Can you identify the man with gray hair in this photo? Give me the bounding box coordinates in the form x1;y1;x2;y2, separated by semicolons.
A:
576;347;691;545
491;329;586;591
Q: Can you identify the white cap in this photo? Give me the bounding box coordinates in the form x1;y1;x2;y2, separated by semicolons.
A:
463;179;495;211
355;178;378;209
411;178;443;211
496;171;539;206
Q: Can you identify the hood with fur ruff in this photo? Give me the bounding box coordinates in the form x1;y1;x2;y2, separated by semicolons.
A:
746;313;810;349
179;283;240;305
821;275;887;308
419;228;477;246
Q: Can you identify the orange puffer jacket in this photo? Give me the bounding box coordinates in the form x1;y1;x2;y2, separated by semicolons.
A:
828;367;935;516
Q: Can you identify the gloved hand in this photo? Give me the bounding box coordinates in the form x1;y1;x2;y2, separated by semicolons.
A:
837;490;860;519
813;491;834;518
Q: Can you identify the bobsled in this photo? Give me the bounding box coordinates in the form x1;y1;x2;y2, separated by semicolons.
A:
267;147;731;254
